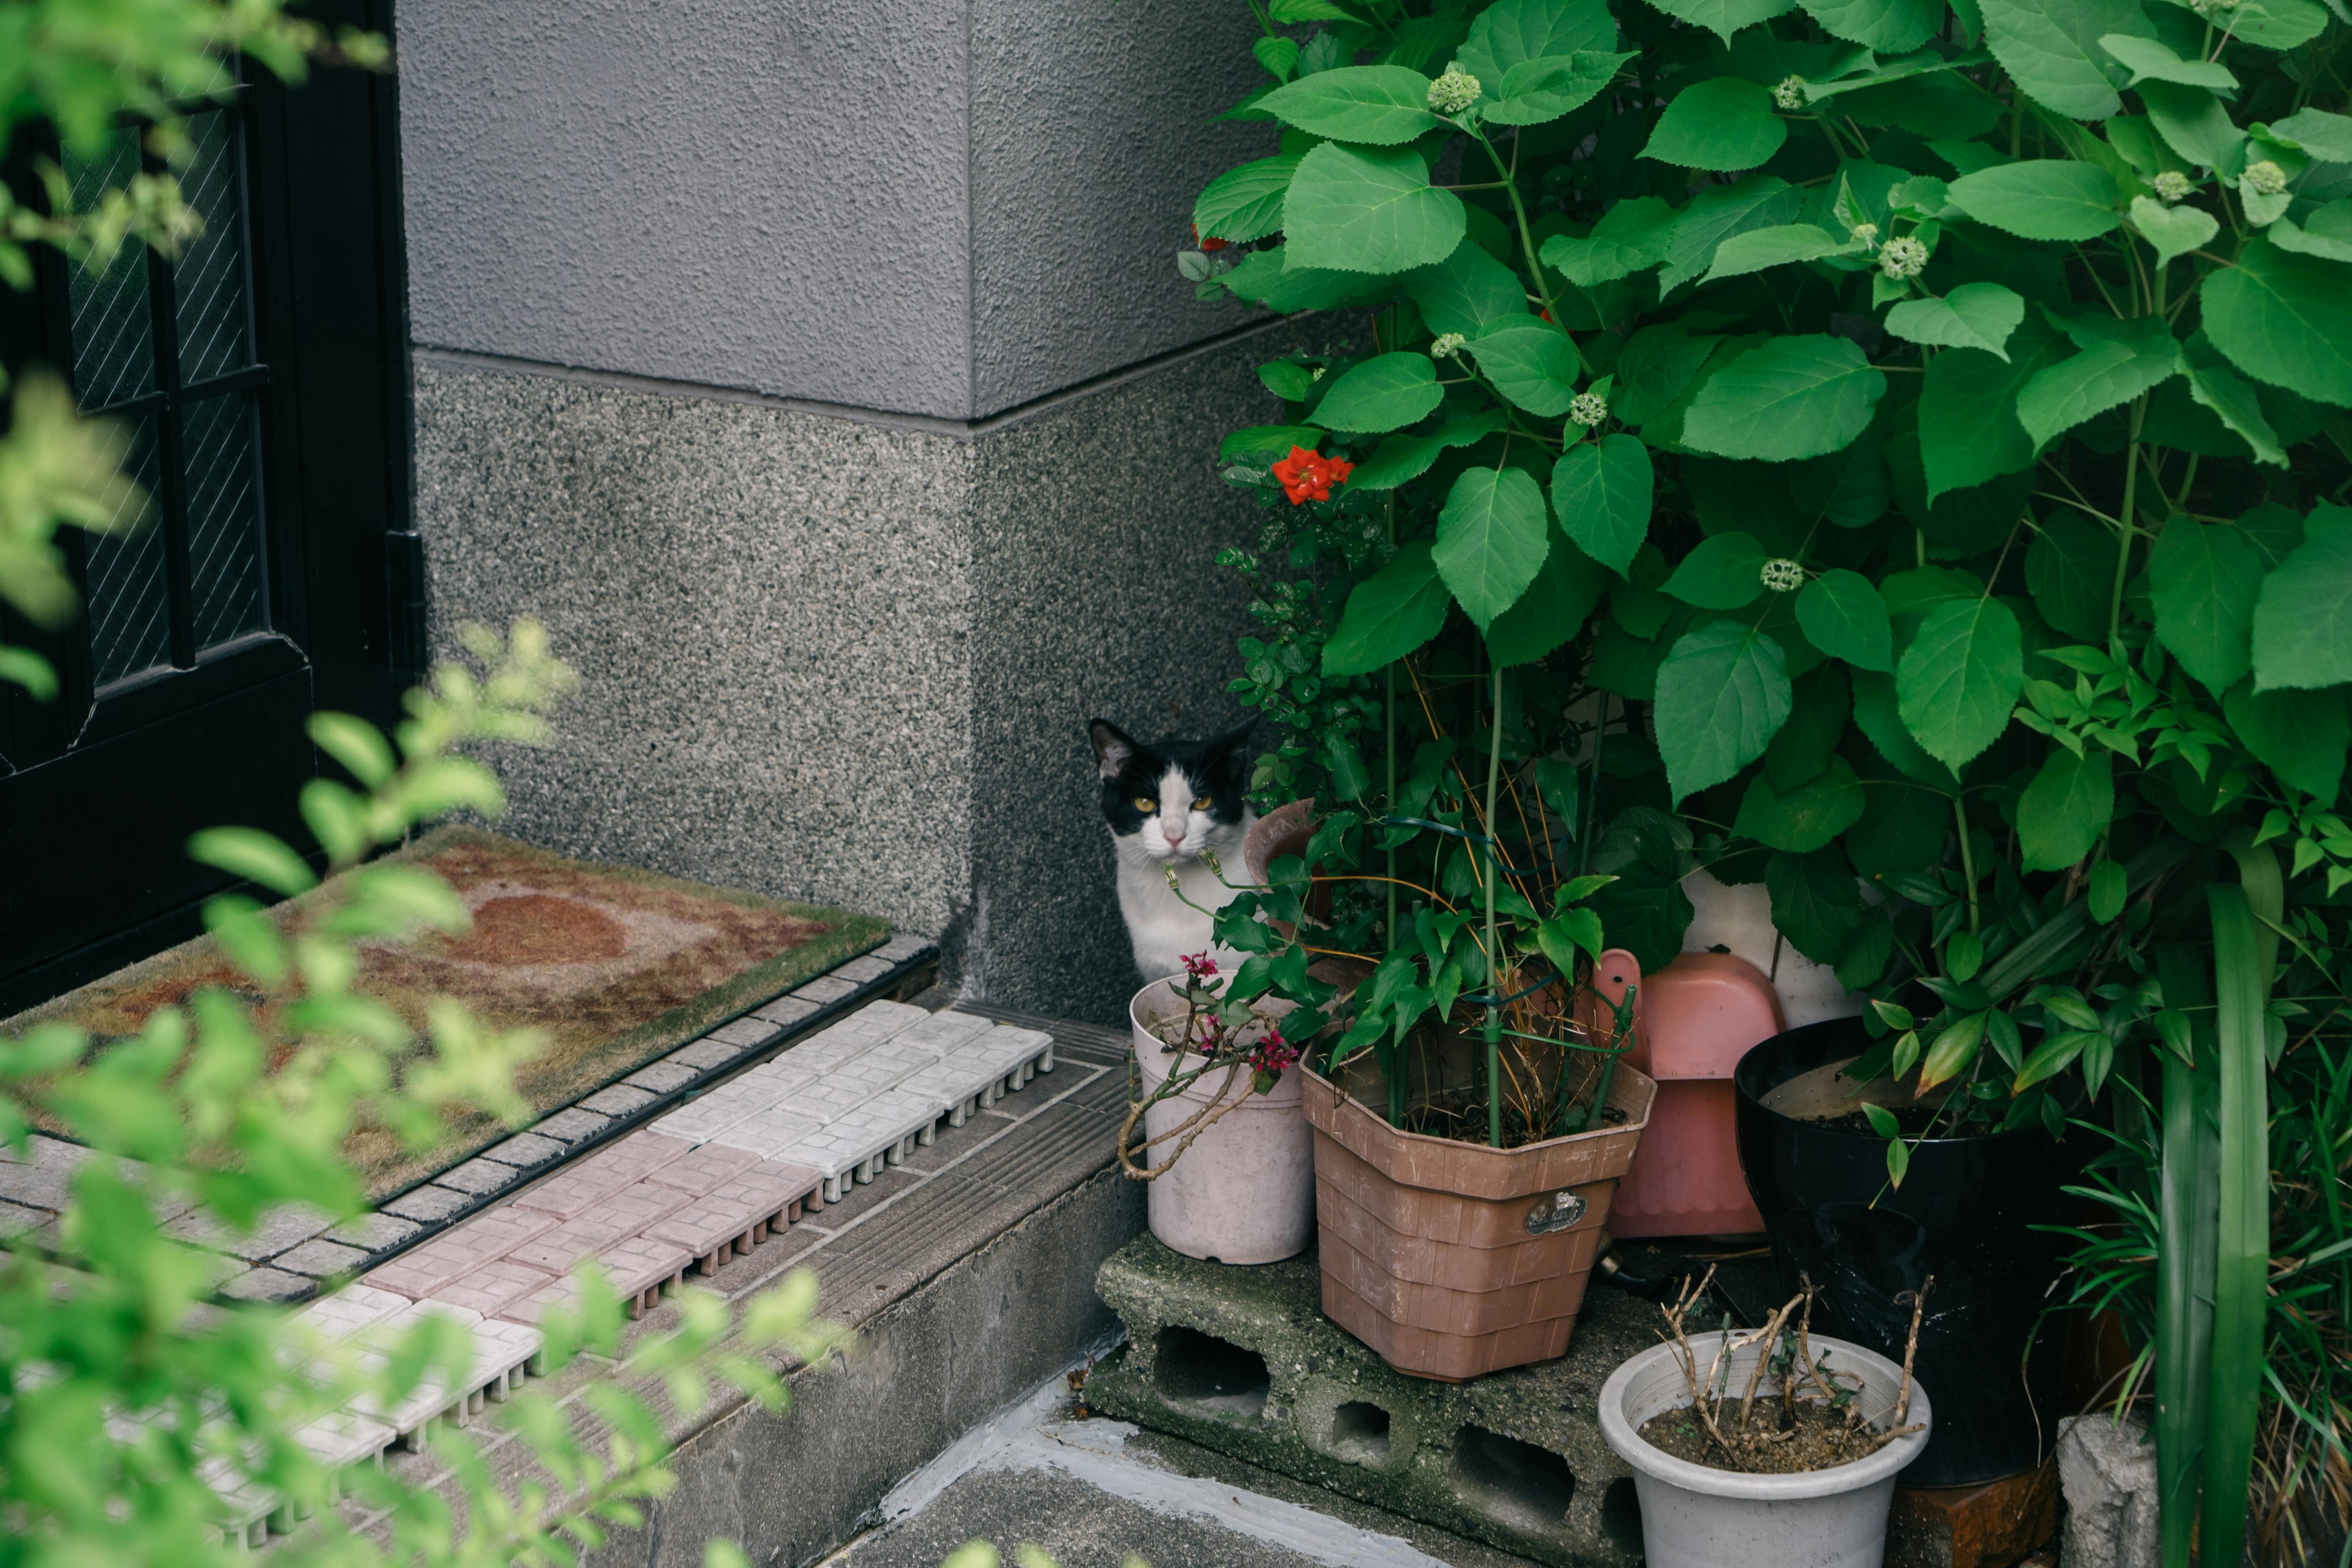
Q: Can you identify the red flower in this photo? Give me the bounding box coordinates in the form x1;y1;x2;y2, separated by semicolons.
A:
1181;951;1219;979
1271;445;1352;505
1191;223;1229;253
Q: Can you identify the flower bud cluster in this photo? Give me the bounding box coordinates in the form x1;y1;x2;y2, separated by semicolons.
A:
1431;331;1468;359
1773;75;1807;111
2243;160;2288;197
1427;67;1481;114
2153;170;2193;203
1760;558;1806;594
1568;390;1609;427
1880;235;1929;279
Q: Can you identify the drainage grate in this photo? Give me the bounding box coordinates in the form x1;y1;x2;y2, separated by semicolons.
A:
1152;1325;1269;1419
1450;1426;1577;1540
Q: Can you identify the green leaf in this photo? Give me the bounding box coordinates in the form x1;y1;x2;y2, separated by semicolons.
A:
1662;531;1769;609
1222;423;1328;461
1737;755;1868;852
1980;0;2154;120
1654;620;1794;800
1259;66;1444;144
1588;808;1697;970
2202;238;2352;409
2014;1028;2101;1090
2151;519;2264;693
2250;521;2352;690
1283;145;1468;274
1486;51;1632;126
2016;333;2179;450
2019;746;2115;870
1853;668;1961;788
1766;663;1850;788
2269;108;2352;164
1458;0;1623;80
1918;314;2068;500
2026;509;2116;641
1946;160;2121;239
1862;1100;1901;1138
1883;282;2027;360
1898;595;2024;768
1311;352;1446;432
1642;77;1789;172
2088;858;2127;923
1847;761;1952;873
1766;846;1866;962
1800;0;1945;51
1323;540;1455;675
1918;1009;1988;1089
1539;196;1677;286
1469;320;1582;415
1254;36;1301;82
187;827;319;897
2127;195;2219;274
1272;0;1357;18
1196;154;1305;244
1402;243;1528;337
1646;0;1796;47
1487;537;1610;665
2226;683;2349;799
2221;0;2328;49
0;647;57;701
2099;34;2237;90
1682;334;1888;461
1223;246;1385;312
1700;223;1852;284
1260;361;1317;401
1551;434;1654;574
1838;907;1895;989
1435;466;1553;629
1350;412;1505;490
1796;568;1896;671
1610;323;1721;424
2139;81;2247;173
308;711;397;788
1660;176;1804;292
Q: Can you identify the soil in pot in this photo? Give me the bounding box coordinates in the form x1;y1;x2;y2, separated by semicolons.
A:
1637;1400;1888;1474
1735;1016;2085;1487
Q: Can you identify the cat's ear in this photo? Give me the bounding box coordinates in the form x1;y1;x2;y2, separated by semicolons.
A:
1088;719;1139;781
1204;718;1258;765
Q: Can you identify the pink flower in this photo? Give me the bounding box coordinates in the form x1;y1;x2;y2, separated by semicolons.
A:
1181;952;1219;979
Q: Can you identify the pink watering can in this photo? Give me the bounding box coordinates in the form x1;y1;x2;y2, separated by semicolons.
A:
1585;948;1782;1237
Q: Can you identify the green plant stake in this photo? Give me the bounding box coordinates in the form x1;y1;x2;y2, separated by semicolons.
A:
1485;657;1503;1149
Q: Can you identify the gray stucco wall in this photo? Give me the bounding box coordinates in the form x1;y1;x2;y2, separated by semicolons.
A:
399;0;1266;420
415;329;1290;1018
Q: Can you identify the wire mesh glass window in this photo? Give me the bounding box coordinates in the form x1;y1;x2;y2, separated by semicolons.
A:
62;105;269;688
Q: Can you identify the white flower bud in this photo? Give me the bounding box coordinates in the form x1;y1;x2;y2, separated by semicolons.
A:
2242;159;2288;197
1773;75;1807;111
1427;68;1482;114
1568;390;1609;427
1880;235;1929;279
1759;559;1805;594
2153;170;2193;203
1431;332;1468;359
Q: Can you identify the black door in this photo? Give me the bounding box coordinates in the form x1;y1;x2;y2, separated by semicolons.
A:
0;10;413;1014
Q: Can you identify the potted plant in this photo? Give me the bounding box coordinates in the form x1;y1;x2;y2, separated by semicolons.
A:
1599;1270;1934;1568
1180;0;2349;1553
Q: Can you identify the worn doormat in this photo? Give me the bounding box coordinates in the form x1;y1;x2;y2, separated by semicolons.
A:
10;827;887;1197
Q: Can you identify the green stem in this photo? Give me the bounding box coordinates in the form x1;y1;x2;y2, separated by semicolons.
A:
1485;657;1504;1150
1955;797;1982;933
1385;502;1405;1130
1474;125;1592;375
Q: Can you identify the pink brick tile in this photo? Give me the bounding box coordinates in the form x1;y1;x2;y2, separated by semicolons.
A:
359;1206;554;1298
512;1131;692;1218
428;1257;558;1318
494;1234;691;1324
641;1142;761;1197
505;1182;692;1272
644;1163;817;1272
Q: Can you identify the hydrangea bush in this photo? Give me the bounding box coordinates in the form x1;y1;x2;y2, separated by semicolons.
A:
1186;0;2352;1559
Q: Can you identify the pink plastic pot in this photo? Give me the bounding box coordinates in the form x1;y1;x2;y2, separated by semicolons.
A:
1601;950;1782;1238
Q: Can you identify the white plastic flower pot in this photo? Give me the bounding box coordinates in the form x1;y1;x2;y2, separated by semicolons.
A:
1598;1331;1932;1568
1129;976;1313;1265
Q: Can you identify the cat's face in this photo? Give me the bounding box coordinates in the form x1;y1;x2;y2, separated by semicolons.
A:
1088;719;1254;867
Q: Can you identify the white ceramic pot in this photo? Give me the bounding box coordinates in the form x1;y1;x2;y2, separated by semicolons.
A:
1129;977;1314;1265
1598;1331;1932;1568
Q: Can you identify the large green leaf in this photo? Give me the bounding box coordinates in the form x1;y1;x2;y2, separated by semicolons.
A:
1796;568;1895;671
1800;0;1943;51
1259;66;1444;144
1588;808;1697;970
1918;314;2067;500
2270;107;2352;163
1223;246;1387;312
1845;760;1952;873
1736;755;1867;853
2016;331;2179;449
1434;466;1553;629
1642;77;1789;171
1458;0;1621;80
1700;223;1852;284
1660;176;1804;292
2151;519;2264;693
1401;242;1528;337
2184;355;2288;467
1551;434;1654;575
1538;196;1678;286
1485;52;1633;126
2250;521;2352;690
1487;537;1610;665
2202;238;2352;409
2098;33;2236;91
2223;0;2328;49
1647;0;1796;47
1310;353;1446;433
1883;282;2026;360
1654;620;1794;800
2026;508;2116;640
1662;531;1769;609
1322;541;1453;676
1980;0;2152;120
2128;195;2219;270
1349;412;1504;491
1897;595;2024;767
1853;668;1961;788
1682;334;1888;461
1946;160;2121;239
2225;683;2349;800
1283;145;1468;274
1469;322;1579;416
1766;846;1866;962
1194;154;1305;244
2139;81;2247;173
2019;746;2114;870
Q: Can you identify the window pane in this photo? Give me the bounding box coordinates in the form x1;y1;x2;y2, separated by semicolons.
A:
82;417;170;685
64;130;156;411
181;391;265;650
172;110;252;385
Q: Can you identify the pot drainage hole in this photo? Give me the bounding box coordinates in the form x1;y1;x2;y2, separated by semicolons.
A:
1450;1426;1576;1540
1153;1326;1269;1418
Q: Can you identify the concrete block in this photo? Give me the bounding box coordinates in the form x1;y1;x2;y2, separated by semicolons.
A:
164;1201;334;1261
2058;1415;2156;1568
623;1060;701;1095
532;1107;614;1145
706;1109;824;1163
834;954;894;984
481;1132;570;1170
642;1142;763;1197
579;1084;659;1117
328;1213;425;1254
382;1185;472;1224
873;934;937;964
273;1240;372;1280
361;1207;556;1298
751;995;821;1028
219;1268;312;1304
429;1257;560;1319
793;975;859;1005
506;1182;694;1272
652;1085;771;1143
1084;1234;1648;1568
434;1158;525;1197
666;1037;744;1071
292;1283;413;1344
709;1017;783;1049
511;1131;689;1219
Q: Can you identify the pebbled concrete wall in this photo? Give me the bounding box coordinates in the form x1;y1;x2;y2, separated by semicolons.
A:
398;0;1268;420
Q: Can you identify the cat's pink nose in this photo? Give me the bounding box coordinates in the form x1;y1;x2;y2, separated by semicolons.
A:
1163;827;1185;848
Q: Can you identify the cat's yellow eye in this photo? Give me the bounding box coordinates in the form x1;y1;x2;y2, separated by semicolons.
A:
1133;796;1156;812
1192;796;1213;810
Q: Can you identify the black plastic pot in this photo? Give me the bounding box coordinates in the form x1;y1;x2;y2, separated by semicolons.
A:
1733;1016;2086;1487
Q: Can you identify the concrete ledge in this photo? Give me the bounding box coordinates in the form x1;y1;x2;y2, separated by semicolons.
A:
1082;1235;1650;1568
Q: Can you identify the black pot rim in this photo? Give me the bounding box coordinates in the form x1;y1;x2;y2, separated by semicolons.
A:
1734;1020;2064;1150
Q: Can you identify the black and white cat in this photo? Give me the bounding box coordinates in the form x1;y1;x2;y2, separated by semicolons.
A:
1088;718;1259;982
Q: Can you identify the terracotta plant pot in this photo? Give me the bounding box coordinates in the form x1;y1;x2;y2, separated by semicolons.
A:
1129;977;1314;1265
1303;1035;1655;1382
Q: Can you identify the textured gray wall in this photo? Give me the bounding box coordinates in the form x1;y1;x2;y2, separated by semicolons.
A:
416;331;1291;1017
399;0;1268;420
